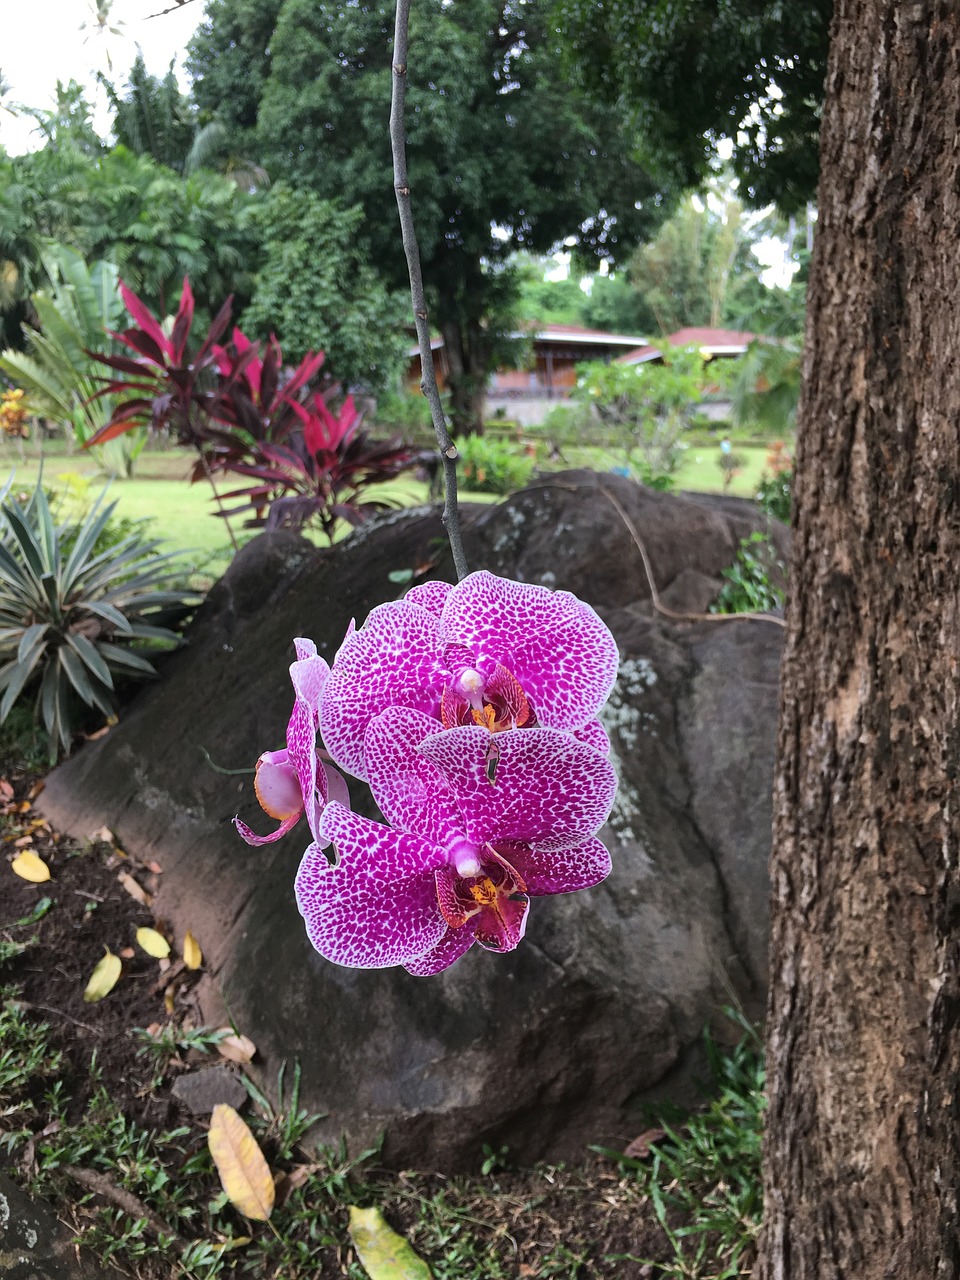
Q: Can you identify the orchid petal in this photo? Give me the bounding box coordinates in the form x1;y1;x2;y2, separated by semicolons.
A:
419;725;617;849
322;762;351;810
403;923;477;975
299;804;448;967
364;708;463;845
319;602;447;780
506;835;612;894
440;571;619;731
404;580;455;615
254;753;302;819
287;639;331;841
234;809;301;847
574;718;611;756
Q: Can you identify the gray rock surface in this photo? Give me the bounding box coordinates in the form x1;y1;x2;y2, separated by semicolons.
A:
171;1066;248;1115
0;1172;120;1279
38;471;786;1169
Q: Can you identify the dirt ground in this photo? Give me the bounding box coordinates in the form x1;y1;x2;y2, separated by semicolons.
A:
1;762;672;1278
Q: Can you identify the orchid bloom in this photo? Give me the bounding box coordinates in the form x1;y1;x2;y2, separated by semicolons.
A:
319;571;619;780
294;707;617;974
235;638;346;846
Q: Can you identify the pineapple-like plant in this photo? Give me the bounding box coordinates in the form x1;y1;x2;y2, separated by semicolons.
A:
0;483;198;758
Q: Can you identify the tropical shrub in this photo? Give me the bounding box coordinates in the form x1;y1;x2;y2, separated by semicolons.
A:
457;434;534;495
0;244;147;478
711;531;785;616
756;440;794;522
89;280;418;541
574;344;711;479
0;484;198;759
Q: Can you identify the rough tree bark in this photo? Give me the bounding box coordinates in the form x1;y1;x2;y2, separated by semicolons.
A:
757;5;960;1278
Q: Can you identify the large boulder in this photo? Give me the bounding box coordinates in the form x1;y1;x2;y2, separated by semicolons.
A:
39;471;785;1169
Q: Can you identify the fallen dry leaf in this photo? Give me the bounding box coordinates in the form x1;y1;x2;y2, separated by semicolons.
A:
217;1032;257;1065
11;850;51;883
145;859;163;874
182;931;203;970
164;988;176;1015
136;927;171;959
0;778;14;800
120;947;136;960
13;834;33;847
83;949;122;1003
26;780;45;802
91;825;114;844
623;1127;666;1160
117;871;152;907
348;1205;433;1279
207;1104;275;1221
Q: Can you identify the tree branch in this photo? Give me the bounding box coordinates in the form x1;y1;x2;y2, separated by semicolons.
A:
390;0;469;581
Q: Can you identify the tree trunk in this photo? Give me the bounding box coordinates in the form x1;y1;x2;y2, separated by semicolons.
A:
756;5;960;1278
438;317;486;437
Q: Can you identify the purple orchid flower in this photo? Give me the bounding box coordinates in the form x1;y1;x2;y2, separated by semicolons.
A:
319;571;619;780
294;707;617;973
235;638;347;846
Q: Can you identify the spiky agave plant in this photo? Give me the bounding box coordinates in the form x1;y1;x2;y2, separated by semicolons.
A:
0;484;198;759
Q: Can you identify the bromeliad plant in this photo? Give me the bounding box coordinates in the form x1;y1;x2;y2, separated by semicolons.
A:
87;280;417;541
236;571;620;976
0;483;198;759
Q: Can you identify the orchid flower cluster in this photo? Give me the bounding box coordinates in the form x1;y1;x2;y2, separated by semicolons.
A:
236;571;620;975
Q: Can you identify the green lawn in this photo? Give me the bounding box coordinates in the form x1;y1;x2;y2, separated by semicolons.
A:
0;436;779;585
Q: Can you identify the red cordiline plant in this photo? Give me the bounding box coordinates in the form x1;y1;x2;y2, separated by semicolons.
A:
87;280;417;541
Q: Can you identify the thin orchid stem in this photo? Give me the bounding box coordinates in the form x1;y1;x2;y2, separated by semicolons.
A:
390;0;469;581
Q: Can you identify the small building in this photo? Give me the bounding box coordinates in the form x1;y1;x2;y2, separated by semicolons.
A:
617;327;759;366
408;324;649;426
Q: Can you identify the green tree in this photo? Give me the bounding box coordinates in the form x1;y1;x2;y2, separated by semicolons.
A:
188;0;669;434
628;190;758;335
100;54;197;174
554;0;831;211
242;186;408;391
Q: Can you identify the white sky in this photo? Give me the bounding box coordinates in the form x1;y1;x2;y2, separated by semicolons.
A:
1;0;203;155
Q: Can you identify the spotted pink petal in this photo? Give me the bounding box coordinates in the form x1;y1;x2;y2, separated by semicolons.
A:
234;808;301;847
418;725;618;850
300;804;448;968
364;708;463;846
574;718;611;756
440;571;619;731
319;602;447;780
288;638;331;840
403;580;455;615
505;835;612;895
403;923;478;975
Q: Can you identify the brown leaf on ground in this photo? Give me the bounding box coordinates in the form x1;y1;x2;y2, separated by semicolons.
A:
117;871;152;906
217;1032;256;1064
623;1128;666;1159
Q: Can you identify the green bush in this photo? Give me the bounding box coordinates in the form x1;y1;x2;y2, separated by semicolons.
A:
711;531;785;615
374;389;436;445
0;483;199;759
457;434;534;495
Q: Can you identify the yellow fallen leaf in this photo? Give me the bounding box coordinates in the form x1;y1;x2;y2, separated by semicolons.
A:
136;927;171;958
217;1032;256;1064
207;1104;275;1221
11;850;51;882
348;1206;433;1280
183;930;203;970
83;948;122;1003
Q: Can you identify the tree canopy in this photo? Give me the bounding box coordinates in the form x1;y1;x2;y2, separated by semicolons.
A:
553;0;831;211
187;0;671;432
